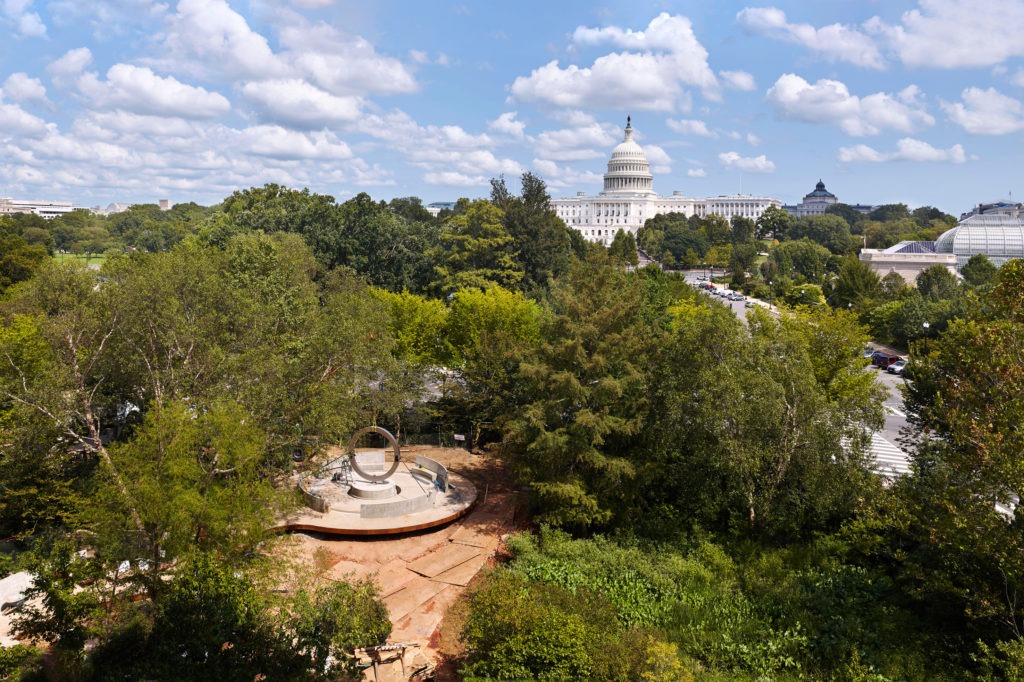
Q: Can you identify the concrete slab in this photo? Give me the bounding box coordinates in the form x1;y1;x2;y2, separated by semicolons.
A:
406;544;479;579
384;577;448;622
432;553;489;587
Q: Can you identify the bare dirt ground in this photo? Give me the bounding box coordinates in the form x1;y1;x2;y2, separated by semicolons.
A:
275;446;520;677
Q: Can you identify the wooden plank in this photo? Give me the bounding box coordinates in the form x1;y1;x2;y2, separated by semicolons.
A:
405;544;479;578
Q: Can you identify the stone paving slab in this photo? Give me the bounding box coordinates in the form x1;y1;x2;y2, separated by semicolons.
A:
325;558;377;582
384;576;449;622
405;544;480;579
432;553;489;587
391;587;456;642
373;559;420;598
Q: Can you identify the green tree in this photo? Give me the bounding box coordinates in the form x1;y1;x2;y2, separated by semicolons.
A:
730;215;756;244
608;229;639;266
825;202;867;229
433;199;523;294
442;286;540;444
881;261;1024;660
961;253;998;288
0;234;47;294
491;172;572;293
646;303;883;539
764;239;831;284
702;214;732;246
504;256;657;529
388;195;433;223
868;204;911;223
791;214;857;255
756;205;793;240
915;264;959;301
831;255;881;308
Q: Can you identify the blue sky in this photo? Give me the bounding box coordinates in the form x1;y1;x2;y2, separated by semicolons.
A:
2;1;1023;215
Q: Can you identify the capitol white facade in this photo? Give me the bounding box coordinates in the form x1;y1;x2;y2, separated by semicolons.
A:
551;118;781;245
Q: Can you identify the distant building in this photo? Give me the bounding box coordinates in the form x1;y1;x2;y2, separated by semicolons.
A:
159;199;173;211
860;210;1024;281
782;180;874;218
551;118;781;246
859;241;957;282
424;201;456;217
0;198;83;219
959;200;1023;221
97;203;132;216
934;213;1024;269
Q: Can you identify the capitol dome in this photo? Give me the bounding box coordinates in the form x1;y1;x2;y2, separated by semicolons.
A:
935;213;1024;268
602;116;655;196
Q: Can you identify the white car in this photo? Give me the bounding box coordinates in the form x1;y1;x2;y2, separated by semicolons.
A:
887;359;907;375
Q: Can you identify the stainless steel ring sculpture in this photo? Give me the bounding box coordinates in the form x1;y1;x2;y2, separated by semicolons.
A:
347;425;401;481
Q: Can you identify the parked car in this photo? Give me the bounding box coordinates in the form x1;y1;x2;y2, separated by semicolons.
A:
873;353;902;369
862;346;876;359
887;359;907;375
745;300;756;308
729;293;745;301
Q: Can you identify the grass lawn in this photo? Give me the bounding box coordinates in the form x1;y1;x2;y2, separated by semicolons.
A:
53;252;108;266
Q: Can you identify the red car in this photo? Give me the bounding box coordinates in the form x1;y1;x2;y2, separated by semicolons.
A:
872;352;902;369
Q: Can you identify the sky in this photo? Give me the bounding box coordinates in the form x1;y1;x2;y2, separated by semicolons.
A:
2;0;1024;215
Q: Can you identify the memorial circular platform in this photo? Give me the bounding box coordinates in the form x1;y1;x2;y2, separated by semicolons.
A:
280;438;478;536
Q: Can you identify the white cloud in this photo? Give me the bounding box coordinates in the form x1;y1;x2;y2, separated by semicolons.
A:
344;158;396;187
47;47;93;86
78;64;231;119
718;151;775;173
766;73;934;136
410;149;522;176
737;7;883;69
941;87;1024;135
510;13;718;112
71;111;199;139
488;111;526;139
667;118;716;137
3;73;47;102
868;0;1024;69
236;126;353;160
161;0;286;80
533;122;617;161
687;168;707;177
719;70;756;91
547;109;598;127
644;144;672;173
241;79;363;128
531;158;603;191
423;171;488;187
2;0;46;37
0;102;50;137
409;49;449;66
279;19;417;96
47;0;166;40
838;138;966;163
746;133;761;146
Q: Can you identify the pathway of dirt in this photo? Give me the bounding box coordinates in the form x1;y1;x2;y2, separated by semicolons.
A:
279;447;518;673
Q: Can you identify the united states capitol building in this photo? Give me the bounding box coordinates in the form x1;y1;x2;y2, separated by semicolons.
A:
551;118;781;245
